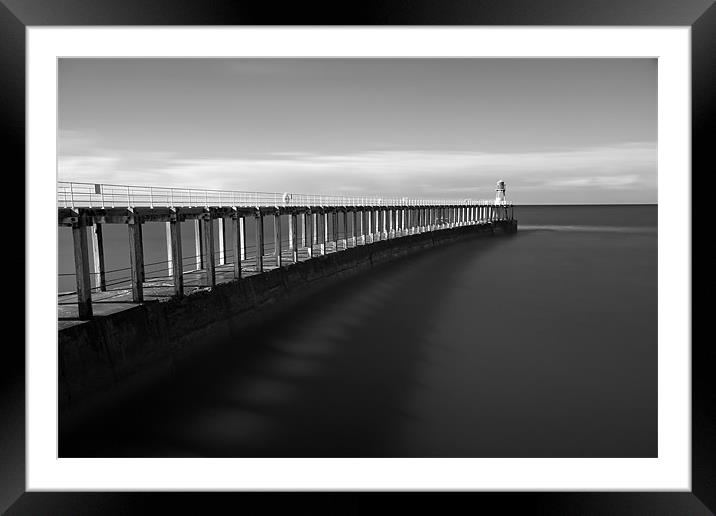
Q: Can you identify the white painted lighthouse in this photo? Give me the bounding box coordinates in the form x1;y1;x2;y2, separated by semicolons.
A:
495;180;506;205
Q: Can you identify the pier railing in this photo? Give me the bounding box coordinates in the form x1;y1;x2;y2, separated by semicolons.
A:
58;181;494;209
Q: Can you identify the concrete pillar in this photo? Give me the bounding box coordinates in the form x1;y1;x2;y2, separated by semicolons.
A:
127;217;144;303
91;221;107;291
363;210;370;244
218;216;227;265
72;214;93;319
352;210;358;245
255;212;264;272
344;210;350;247
137;222;145;282
312;213;318;246
301;212;306;248
168;214;183;297
332;210;339;249
291;213;299;263
374;209;379;241
275;212;282;267
304;212;313;258
239;216;246;260
194;219;203;270
233;214;242;280
365;210;370;242
165;221;173;278
321;211;328;254
366;210;372;243
354;210;363;246
288;212;294;251
202;215;215;287
373;209;378;241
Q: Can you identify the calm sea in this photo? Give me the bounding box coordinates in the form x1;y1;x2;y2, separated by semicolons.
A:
60;205;657;458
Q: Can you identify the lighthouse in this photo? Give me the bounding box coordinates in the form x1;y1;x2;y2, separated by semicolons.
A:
495;180;506;205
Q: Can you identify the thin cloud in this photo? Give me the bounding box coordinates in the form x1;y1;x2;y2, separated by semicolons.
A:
58;140;657;203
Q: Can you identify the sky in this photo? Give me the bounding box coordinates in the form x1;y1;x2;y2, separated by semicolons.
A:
58;58;657;204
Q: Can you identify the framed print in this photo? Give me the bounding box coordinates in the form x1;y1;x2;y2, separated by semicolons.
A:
4;0;712;514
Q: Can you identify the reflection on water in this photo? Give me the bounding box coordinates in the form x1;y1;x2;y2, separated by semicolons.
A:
60;206;657;458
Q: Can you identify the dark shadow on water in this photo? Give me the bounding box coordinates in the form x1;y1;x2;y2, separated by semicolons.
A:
60;236;516;457
60;226;657;458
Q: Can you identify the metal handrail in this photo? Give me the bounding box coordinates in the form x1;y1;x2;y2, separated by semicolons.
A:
57;181;511;210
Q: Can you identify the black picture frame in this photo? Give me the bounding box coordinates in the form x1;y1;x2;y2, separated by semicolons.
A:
4;1;711;514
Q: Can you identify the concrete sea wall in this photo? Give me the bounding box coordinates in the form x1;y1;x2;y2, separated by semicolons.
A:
59;220;517;418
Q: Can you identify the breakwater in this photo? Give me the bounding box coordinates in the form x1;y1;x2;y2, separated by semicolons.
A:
59;219;516;418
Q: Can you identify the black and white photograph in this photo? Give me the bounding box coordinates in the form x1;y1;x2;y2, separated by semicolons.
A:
56;57;658;459
3;7;709;512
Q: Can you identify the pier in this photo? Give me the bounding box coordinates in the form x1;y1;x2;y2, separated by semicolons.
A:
57;181;516;415
58;182;515;322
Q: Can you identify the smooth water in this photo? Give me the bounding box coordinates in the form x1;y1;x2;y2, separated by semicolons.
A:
60;205;657;457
